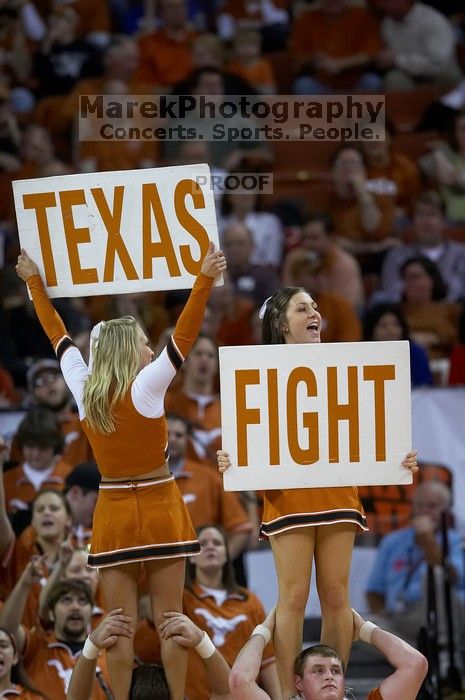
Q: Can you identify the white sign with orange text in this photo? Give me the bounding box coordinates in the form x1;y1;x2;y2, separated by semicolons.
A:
13;163;220;297
220;341;412;491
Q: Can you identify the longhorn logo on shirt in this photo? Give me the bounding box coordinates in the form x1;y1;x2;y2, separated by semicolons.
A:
194;608;247;646
48;659;74;692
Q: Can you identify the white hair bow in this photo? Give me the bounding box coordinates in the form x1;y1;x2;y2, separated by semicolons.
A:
258;296;272;320
88;321;105;372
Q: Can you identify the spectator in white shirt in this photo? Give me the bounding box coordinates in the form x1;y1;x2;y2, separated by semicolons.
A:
375;0;463;90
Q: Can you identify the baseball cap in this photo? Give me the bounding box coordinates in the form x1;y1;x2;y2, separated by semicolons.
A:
27;359;61;392
65;462;100;492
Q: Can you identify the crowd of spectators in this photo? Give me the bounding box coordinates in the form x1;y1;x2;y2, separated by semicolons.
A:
1;0;465;697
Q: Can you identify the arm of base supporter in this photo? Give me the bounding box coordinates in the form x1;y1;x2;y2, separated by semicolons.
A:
354;609;427;700
67;609;133;700
27;274;71;354
372;626;428;700
66;655;96;700
170;272;213;361
202;648;232;699
229;632;270;700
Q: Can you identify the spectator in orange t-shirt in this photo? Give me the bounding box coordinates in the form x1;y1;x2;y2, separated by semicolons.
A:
136;0;198;89
167;414;252;560
165;335;221;463
206;273;256;347
3;408;71;520
18;461;100;561
13;125;71;188
0;625;46;699
362;127;421;219
62;36;151;128
0;488;72;630
287;255;362;343
282;211;364;310
216;0;290;51
329;146;400;273
70;37;160;172
227;30;276;95
292;0;383;94
400;256;462;359
77;78;160;173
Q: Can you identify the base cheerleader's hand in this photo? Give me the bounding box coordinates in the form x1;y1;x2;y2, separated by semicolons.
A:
15;249;39;282
402;450;418;475
217;450;231;474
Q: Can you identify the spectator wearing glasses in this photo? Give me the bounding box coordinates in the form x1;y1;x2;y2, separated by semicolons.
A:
10;359;93;468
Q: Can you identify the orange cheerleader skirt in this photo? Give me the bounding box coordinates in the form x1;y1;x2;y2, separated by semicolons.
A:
88;474;200;568
261;485;368;537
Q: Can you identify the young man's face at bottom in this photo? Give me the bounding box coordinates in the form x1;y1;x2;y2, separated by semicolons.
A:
295;654;345;700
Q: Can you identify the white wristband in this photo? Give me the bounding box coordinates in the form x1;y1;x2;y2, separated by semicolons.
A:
82;636;99;660
195;631;216;659
359;620;378;644
252;624;271;645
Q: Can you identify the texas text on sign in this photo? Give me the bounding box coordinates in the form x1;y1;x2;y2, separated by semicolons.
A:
13;163;219;298
220;341;412;491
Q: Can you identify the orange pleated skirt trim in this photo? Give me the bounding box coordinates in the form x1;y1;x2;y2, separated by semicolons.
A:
88;475;200;568
261;485;368;537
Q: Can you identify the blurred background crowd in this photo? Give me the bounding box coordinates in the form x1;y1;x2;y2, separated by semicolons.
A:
0;0;465;698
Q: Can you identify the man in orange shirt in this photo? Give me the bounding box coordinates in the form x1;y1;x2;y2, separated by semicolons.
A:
167;414;252;560
4;407;71;520
282;212;364;310
291;0;383;94
136;0;198;89
363;129;421;217
0;571;111;700
287;255;362;343
329;146;401;275
165;334;221;463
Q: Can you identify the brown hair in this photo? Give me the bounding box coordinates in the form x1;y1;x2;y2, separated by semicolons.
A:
294;643;344;677
262;286;307;345
16;407;64;454
185;524;246;597
32;488;72;518
0;627;49;698
47;579;93;613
